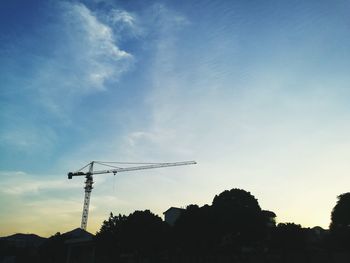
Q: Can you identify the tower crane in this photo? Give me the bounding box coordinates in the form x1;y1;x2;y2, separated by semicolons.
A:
68;160;196;230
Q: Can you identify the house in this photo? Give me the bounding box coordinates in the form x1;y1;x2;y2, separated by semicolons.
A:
163;207;184;226
64;228;95;263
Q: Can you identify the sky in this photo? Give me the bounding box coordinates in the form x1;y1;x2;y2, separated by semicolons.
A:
1;0;350;237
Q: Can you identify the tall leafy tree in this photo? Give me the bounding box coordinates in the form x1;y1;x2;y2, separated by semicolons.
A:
212;188;266;248
330;193;350;230
96;210;169;262
174;188;268;255
329;192;350;249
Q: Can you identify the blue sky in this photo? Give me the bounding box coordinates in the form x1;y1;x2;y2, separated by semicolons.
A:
1;0;350;236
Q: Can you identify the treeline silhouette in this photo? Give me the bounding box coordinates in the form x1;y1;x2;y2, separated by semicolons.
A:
94;189;350;263
1;189;350;263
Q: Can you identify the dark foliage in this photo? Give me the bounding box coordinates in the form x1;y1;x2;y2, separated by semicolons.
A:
96;210;170;262
4;188;350;263
211;189;267;248
95;188;271;262
329;192;350;250
270;223;306;250
38;232;67;263
173;204;216;253
330;192;350;230
172;188;268;254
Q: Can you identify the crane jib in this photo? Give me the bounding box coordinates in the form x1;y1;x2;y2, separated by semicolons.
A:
67;160;196;230
67;161;196;178
92;161;197;175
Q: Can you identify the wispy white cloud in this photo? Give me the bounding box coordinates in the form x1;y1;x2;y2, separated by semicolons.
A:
109;9;136;28
0;124;57;153
0;171;27;177
96;7;144;40
0;170;84;235
29;2;135;115
0;170;81;195
0;1;138;154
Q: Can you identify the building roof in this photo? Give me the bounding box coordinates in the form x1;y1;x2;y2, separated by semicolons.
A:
63;228;94;244
163;207;185;214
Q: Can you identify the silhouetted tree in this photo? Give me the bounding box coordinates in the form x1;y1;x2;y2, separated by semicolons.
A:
96;210;169;262
172;188;268;260
330;193;350;230
212;188;267;249
271;223;306;251
173;204;216;254
95;213;127;262
330;192;350;250
212;189;261;211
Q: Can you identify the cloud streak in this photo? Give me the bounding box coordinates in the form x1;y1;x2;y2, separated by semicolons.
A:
27;1;135;115
0;171;81;195
0;1;138;157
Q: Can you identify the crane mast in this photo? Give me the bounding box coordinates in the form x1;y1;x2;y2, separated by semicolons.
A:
68;160;196;230
80;162;94;230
